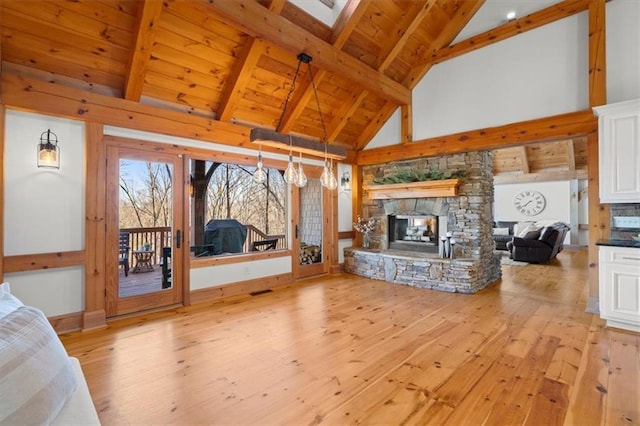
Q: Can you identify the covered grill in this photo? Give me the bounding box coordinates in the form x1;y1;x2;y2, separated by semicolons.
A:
204;219;247;255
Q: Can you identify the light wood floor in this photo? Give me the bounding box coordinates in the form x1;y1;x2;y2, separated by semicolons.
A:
61;250;639;425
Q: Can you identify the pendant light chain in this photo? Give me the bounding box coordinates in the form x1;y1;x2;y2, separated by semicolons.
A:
275;58;304;133
306;61;328;143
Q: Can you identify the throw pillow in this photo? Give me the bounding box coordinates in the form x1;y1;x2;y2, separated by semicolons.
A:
523;229;542;240
0;306;78;425
0;282;24;320
515;222;539;238
493;227;510;236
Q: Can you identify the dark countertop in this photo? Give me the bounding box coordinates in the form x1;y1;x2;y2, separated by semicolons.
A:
597;239;640;249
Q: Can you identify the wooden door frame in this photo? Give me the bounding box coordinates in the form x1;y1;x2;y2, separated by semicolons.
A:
104;138;188;317
291;170;335;280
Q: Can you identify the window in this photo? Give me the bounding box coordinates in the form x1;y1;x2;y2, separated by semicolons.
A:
189;159;287;258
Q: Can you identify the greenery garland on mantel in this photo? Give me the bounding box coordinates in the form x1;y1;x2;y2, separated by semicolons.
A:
371;169;466;185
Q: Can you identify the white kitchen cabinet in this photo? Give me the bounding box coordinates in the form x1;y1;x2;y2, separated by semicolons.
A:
593;99;640;203
599;245;640;332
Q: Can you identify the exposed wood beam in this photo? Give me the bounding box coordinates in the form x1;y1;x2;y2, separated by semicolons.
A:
566;139;576;171
357;110;597;165
218;0;286;123
331;0;369;47
587;0;608;312
493;169;587;184
203;0;411;105
429;0;589;66
518;146;530;174
217;39;269;122
401;104;412;144
1;73;359;162
279;0;369;135
589;0;607;106
124;0;164;101
404;0;485;89
327;90;369;141
377;0;438;72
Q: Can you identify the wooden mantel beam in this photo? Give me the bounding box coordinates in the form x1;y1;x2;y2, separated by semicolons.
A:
202;0;411;105
357;110;597;166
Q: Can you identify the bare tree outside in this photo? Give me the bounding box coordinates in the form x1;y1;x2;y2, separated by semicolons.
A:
119;160;173;228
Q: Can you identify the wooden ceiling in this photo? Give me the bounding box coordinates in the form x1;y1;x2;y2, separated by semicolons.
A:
0;0;589;181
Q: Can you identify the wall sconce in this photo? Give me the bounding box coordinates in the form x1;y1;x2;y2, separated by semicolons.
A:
37;129;60;169
341;171;351;191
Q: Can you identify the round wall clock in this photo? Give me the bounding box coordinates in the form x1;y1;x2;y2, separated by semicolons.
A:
513;190;546;216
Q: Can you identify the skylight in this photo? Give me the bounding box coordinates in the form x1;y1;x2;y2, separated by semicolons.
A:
289;0;346;27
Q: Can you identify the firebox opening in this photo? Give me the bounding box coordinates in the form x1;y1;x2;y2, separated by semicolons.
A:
388;215;439;253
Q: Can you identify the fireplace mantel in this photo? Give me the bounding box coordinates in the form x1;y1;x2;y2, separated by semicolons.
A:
362;179;461;200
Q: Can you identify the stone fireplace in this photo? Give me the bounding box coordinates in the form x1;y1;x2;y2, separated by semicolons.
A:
387;214;441;253
344;151;502;293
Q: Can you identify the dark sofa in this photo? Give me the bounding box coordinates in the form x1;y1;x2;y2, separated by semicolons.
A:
492;221;518;250
506;222;570;263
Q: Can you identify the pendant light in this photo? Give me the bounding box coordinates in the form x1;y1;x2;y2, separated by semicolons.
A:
283;135;299;184
295;152;307;187
254;145;267;184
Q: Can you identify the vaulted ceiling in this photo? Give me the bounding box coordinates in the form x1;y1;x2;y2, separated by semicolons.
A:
0;0;589;181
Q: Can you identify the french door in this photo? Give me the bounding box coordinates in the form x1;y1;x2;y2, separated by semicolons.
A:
105;144;185;317
292;177;329;279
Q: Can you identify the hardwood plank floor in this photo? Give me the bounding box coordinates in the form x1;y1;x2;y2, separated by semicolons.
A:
60;250;639;425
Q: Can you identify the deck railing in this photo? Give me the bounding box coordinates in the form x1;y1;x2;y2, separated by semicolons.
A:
120;224;286;264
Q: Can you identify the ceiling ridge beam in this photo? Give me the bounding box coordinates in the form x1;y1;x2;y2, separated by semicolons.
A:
203;0;411;105
357;110;597;165
124;0;164;101
429;0;589;66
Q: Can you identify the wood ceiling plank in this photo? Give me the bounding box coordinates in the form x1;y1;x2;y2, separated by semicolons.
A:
327;90;369;142
403;0;485;89
430;0;589;66
357;110;598;165
331;0;370;47
125;0;164;101
203;0;411;105
2;0;136;48
493;169;587;184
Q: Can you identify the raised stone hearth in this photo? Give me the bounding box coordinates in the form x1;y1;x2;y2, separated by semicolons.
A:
344;151;501;293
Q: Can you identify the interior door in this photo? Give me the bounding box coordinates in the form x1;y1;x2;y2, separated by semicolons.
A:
105;145;185;317
292;178;327;279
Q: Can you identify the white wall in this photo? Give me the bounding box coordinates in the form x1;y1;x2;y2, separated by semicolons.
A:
3;110;86;316
413;13;588;140
336;162;353;263
367;1;640;147
190;257;291;290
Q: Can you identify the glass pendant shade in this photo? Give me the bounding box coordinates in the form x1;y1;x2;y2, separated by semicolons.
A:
320;162;331;188
284;154;298;184
295;153;307;187
253;152;267;183
326;163;338;190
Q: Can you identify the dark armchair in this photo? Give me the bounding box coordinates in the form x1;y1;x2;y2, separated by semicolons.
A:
506;223;570;263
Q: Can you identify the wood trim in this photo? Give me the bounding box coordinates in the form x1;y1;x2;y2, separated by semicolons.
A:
588;0;607;107
203;0;411;105
338;231;355;240
493;169;587;184
2;73;358;163
82;309;107;332
49;311;83;335
3;250;85;273
189;273;292;305
190;249;291;268
363;179;461;200
429;0;589;66
401;104;412;145
84;122;106;328
357;110;597;166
